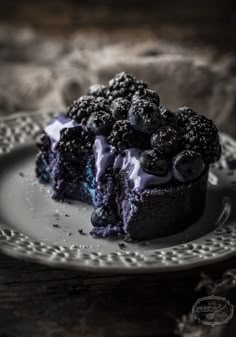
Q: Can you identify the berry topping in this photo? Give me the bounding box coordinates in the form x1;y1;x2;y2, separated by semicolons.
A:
132;88;160;107
58;127;94;159
110;97;131;120
87;111;114;136
139;150;168;176
36;131;51;151
91;206;117;227
184;114;221;164
173;150;205;183
87;84;108;98
128;99;161;134
108;120;149;151
175;106;197;127
108;72;147;101
67;95;110;123
151;126;179;155
159;106;177;128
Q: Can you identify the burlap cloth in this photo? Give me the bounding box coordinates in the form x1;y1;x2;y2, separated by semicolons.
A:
0;26;236;137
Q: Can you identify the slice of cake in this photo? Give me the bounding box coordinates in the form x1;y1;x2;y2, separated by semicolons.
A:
36;72;221;241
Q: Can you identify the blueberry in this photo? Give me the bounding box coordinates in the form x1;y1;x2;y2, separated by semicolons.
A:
128;99;161;134
139;150;168;176
87;111;114;136
91;206;117;227
111;97;131;120
173;150;205;183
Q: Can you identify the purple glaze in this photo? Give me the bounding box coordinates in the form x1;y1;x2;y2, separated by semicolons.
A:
45;115;173;191
94;136;172;191
93;136;117;181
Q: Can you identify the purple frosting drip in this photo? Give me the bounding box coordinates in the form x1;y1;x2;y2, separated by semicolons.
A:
94;136;117;181
45;115;173;191
94;136;172;191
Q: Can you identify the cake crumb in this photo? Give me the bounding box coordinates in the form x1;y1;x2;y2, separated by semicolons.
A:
78;229;87;236
65;214;70;217
52;224;60;228
118;242;127;250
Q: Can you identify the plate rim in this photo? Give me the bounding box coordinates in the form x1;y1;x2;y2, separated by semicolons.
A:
0;110;236;274
1;239;236;274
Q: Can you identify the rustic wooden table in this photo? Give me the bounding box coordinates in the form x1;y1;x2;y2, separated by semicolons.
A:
0;251;235;337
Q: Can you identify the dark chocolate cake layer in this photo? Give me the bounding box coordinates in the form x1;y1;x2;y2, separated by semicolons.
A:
121;168;209;241
36;149;95;203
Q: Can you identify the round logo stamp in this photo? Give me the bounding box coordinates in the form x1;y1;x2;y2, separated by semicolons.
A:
192;295;234;327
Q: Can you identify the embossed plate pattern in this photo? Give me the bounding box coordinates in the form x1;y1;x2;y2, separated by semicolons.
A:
0;111;236;273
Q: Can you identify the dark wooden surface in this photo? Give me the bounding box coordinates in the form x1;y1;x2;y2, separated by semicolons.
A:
0;250;236;337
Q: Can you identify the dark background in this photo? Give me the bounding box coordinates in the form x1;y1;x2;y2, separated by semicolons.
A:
0;0;236;135
0;2;236;337
0;0;235;48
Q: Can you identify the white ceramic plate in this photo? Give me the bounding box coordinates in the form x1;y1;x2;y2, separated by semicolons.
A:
0;111;236;273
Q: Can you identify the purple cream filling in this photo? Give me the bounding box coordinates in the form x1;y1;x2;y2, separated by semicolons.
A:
44;114;172;191
94;136;172;190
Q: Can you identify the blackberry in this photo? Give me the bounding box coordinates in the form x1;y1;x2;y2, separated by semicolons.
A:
108;120;149;151
184;115;221;164
175;107;197;127
128;99;161;134
151;126;179;155
87;111;114;136
173;150;205;183
132;89;160;107
67;95;110;123
139;150;168;176
159;106;177;128
36;131;51;151
110;97;131;121
58;127;94;160
108;72;147;101
87;84;108;98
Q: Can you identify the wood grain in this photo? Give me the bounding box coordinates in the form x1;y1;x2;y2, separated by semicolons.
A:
0;251;236;337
